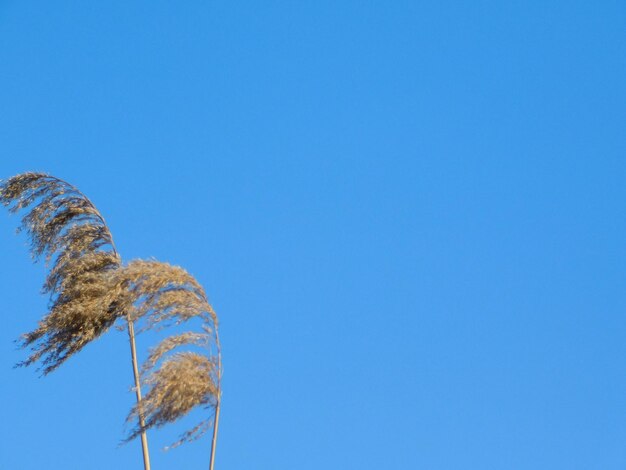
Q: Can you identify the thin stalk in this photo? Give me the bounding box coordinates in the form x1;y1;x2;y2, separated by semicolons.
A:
209;327;222;470
127;316;151;470
209;399;220;470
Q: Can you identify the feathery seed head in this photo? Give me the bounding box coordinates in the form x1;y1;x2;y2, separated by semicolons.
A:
2;173;222;451
0;172;121;373
115;260;221;448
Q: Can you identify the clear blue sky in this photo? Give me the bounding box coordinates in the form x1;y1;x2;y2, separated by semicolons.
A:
0;1;625;469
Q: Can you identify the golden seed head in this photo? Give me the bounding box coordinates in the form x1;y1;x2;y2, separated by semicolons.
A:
1;173;221;448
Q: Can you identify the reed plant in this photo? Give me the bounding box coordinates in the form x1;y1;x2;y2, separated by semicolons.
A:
0;173;222;470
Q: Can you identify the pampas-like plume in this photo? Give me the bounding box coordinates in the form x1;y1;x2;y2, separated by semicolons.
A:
1;173;223;469
0;173;122;374
115;261;221;450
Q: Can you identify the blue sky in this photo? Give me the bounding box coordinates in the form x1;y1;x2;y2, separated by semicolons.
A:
1;1;626;469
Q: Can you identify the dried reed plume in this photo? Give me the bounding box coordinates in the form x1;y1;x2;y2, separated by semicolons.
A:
0;172;122;374
1;173;223;469
116;261;221;450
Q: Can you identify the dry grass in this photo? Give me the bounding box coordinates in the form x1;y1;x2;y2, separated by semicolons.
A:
127;352;218;446
114;260;217;330
1;172;222;454
0;172;122;374
116;261;220;447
